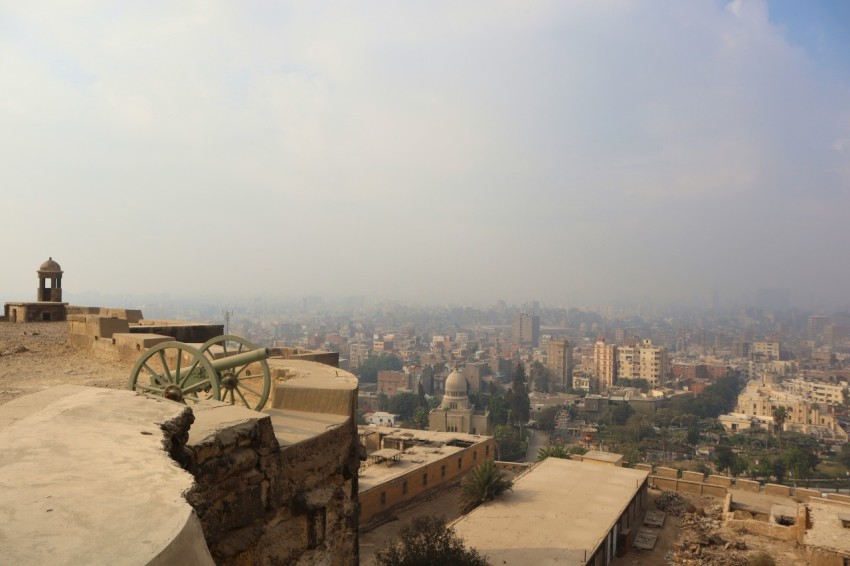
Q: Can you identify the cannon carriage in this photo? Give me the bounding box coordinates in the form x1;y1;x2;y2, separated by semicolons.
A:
129;334;272;410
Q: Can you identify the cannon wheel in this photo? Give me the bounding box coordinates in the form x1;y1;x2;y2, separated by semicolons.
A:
129;341;221;403
199;335;271;411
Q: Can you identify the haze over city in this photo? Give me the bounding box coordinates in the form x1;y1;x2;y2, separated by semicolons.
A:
3;1;849;308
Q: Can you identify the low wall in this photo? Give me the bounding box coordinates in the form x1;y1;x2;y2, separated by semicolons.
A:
736;479;761;492
794;488;821;500
128;322;223;343
825;493;850;504
707;475;733;487
724;518;798;541
656;466;678;479
649;475;728;498
765;483;791;497
682;471;704;483
67;306;143;323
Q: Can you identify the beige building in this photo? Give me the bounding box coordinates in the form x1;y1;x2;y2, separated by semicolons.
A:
348;343;370;371
451;457;649;565
616;339;668;387
593;338;617;391
785;376;849;407
720;379;846;441
546;338;573;391
637;339;669;387
428;370;492;435
358;427;495;529
512;313;540;347
752;340;780;360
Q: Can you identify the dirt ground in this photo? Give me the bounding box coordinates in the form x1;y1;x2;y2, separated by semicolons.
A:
0;321;129;406
359;484;466;565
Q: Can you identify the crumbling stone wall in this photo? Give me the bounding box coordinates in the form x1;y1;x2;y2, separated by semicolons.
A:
182;404;359;566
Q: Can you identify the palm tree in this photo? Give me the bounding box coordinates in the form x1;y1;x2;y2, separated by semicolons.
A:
536;445;570;462
772;406;788;448
459;459;513;514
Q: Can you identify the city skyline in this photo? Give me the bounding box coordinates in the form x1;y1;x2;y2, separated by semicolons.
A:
3;1;849;307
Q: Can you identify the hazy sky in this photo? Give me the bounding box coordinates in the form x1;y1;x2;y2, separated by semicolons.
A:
2;1;849;308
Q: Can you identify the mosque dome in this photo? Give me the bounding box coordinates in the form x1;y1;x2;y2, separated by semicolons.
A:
38;257;62;273
440;370;470;410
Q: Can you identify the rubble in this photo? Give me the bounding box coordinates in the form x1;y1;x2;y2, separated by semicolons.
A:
656;491;689;516
669;508;749;565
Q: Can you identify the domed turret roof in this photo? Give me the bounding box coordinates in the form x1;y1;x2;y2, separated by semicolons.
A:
439;370;471;410
38;257;62;273
443;370;466;393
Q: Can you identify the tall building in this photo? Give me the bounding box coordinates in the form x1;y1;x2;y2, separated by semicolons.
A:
546;338;573;391
349;343;370;371
593;338;617;391
637;339;669;387
513;313;540;347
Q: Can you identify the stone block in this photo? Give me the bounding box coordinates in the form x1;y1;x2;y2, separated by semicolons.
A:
682;471;704;483
86;315;129;338
635;463;653;472
656;466;679;479
703;484;727;498
652;476;677;490
794;488;821;500
826;493;850;504
765;483;790;496
736;479;761;492
706;474;733;487
678;480;703;494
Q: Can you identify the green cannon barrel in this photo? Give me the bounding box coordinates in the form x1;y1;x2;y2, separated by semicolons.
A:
208;347;271;373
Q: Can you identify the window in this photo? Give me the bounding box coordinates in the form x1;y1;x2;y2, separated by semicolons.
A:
458;457;463;470
423;473;428;487
473;451;477;461
402;481;408;496
380;492;386;506
486;445;490;457
441;465;446;478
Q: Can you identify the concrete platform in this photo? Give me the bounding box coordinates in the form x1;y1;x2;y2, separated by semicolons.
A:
634;528;659;550
0;385;214;566
644;509;666;528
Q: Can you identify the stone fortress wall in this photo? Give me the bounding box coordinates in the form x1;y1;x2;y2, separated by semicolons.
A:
1;298;360;566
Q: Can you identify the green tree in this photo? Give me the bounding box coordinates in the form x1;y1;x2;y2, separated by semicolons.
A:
538;405;562;431
412;406;429;429
494;424;527;461
374;515;488;566
529;361;550;393
459;459;514;514
772;406;788;448
611;402;634;425
839;443;850;468
487;394;509;426
686;427;701;455
715;444;735;474
506;364;530;427
357;354;403;383
388;392;422;421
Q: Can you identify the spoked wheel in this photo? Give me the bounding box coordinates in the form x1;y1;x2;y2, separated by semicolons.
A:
129;341;220;403
199;334;271;410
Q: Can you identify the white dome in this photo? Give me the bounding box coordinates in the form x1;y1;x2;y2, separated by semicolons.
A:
440;370;470;410
444;371;466;393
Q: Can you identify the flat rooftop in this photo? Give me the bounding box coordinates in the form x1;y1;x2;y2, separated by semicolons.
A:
358;427;491;493
451;457;649;565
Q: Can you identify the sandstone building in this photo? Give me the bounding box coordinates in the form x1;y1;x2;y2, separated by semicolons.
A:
428;369;492;435
3;257;68;323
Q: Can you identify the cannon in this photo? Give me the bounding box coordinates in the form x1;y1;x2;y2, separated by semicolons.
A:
129;334;272;411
